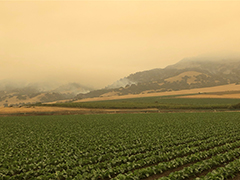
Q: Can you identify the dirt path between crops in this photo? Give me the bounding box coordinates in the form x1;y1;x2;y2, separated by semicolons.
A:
0;106;162;116
0;107;240;117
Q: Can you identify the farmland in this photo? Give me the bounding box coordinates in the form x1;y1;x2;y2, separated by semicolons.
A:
1;112;240;179
41;97;240;110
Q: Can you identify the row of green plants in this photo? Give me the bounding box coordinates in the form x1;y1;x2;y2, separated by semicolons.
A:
1;113;240;179
197;158;240;179
33;97;240;110
113;141;240;180
158;148;240;180
43;134;240;180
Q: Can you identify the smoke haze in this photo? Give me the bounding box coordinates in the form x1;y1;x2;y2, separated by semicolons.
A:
1;1;240;89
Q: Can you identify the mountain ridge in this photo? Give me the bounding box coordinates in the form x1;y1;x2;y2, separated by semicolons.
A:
76;57;240;100
1;56;240;106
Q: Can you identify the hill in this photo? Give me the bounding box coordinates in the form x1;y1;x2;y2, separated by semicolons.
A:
0;82;92;107
76;57;240;100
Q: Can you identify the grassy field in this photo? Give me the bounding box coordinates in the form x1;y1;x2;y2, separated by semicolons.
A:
40;97;240;110
1;112;240;179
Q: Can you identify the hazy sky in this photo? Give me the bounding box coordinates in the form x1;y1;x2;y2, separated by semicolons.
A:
1;1;240;88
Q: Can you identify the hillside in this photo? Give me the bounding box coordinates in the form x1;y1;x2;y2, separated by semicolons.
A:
2;57;240;106
76;57;240;100
0;83;92;107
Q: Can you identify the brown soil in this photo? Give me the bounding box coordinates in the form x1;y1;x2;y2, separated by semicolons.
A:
1;107;239;117
0;107;161;116
144;162;194;180
232;173;240;180
0;106;85;114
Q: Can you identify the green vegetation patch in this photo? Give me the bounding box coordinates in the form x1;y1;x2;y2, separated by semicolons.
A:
41;97;240;109
1;112;240;179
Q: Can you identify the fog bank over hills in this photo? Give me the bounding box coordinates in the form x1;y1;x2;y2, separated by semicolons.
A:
1;54;240;106
0;79;93;93
0;81;93;107
166;54;240;69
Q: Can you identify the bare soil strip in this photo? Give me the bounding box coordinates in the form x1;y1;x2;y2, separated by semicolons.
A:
144;162;195;180
1;107;239;117
0;107;161;116
189;164;226;180
232;173;240;180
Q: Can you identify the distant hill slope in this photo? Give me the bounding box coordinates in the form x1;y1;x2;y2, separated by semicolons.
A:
0;82;92;107
76;57;240;99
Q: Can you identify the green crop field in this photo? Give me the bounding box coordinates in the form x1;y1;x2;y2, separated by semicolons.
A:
40;97;240;109
1;112;240;179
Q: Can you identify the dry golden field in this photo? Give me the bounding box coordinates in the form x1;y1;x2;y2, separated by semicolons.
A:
75;84;240;102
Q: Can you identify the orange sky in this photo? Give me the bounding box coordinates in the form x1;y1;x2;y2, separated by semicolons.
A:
1;1;240;88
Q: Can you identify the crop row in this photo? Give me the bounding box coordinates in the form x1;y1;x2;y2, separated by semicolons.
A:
3;137;239;180
196;158;240;179
74;136;240;179
1;113;240;179
111;143;240;180
157;147;240;180
1;128;240;177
